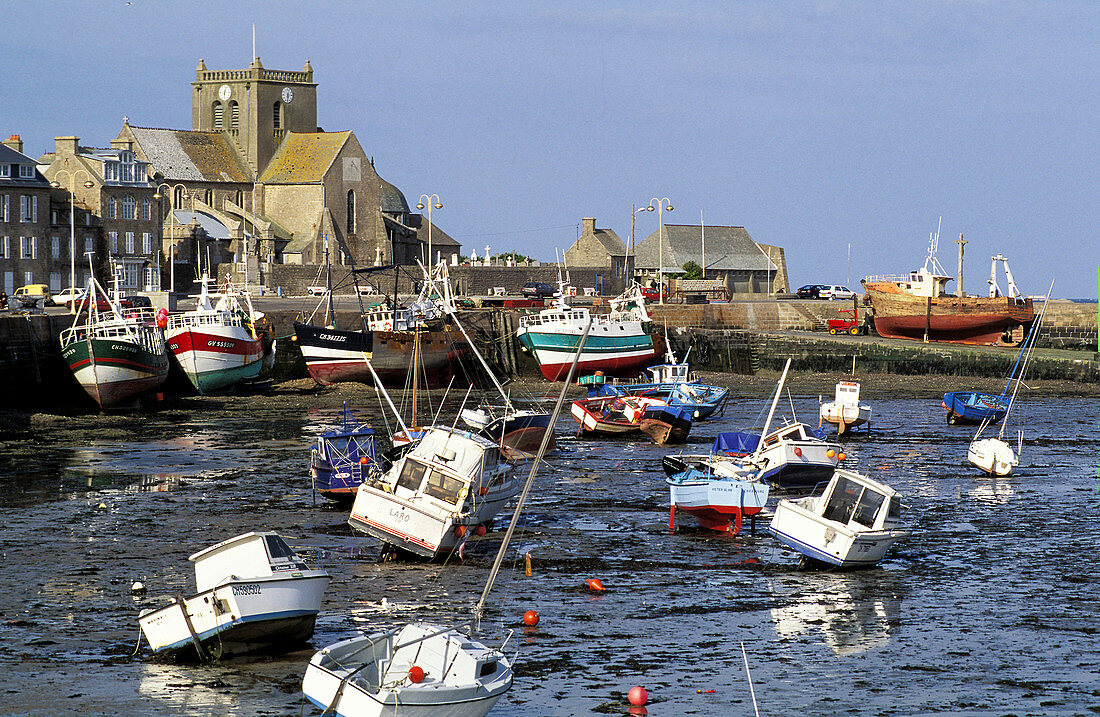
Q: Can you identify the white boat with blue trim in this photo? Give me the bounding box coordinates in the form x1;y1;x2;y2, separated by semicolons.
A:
137;532;330;660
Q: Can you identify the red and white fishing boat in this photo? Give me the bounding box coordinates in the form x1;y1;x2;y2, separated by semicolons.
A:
166;277;272;395
570;392;665;436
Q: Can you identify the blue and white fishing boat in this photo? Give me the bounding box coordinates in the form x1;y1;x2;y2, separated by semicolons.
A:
137;532;330;660
664;455;769;534
310;403;385;502
942;314;1042;425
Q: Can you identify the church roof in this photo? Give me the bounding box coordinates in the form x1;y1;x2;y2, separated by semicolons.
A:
128;126;254;183
378;176;409;213
259;131;351;183
418;218;460;247
633;224;774;272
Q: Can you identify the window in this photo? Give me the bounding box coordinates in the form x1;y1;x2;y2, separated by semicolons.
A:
19;165;34;179
2;195;7;222
122;262;140;289
107;197;117;219
21;236;35;259
851;489;885;529
273;101;282;130
23;271;33;286
213;102;223;130
230;101;239;129
204;189;212;205
3;272;12;294
84;211;91;226
235;189;243;207
1;236;8;258
125;231;135;254
104;162;117;182
0;165;9;178
51;236;60;259
122;195;135;219
109;231;118;253
84;236;93;254
423;469;465;505
49;272;61;292
173;186;184;207
20;195;37;222
51;209;59;225
120;162;133;183
346;190;355;233
142;232;151;254
143;266;160;292
142;198;150;220
395;459;428;492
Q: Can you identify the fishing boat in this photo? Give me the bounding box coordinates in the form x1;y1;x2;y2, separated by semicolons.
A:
570;388;667;438
584;351;729;420
302;318;593;717
165;276;272;395
819;381;872;434
347;427;520;560
310;403;385;502
861;224;1034;345
768;469;908;569
460;406;555;455
967;286;1051;476
59;265;169;409
624;340;699;393
293;258;468;389
663;455;769;534
638;403;693;445
515;283;656;380
137;531;330;660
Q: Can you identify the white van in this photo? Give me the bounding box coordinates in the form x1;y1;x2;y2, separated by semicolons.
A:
818;285;855;300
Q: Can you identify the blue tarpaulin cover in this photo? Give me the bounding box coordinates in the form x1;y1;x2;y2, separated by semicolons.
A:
713;432;760;455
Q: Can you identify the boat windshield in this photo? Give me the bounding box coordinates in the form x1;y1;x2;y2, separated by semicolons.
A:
851;489;885;529
265;534;296;560
396;459;429;492
888;496;902;521
822;475;862;523
395;458;466;505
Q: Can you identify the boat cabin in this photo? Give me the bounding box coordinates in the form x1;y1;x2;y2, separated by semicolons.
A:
818;472;901;531
762;422;826;448
387;429;509;508
900;266;952;298
645;362;697;385
189;532;308;593
833;381;862;406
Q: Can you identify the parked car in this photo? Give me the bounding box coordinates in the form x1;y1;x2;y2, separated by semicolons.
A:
795;284;822;299
14;284;52;306
639;286;668;301
122;295;153;308
307;286;329;296
521;281;556;298
74;295;133;311
818;285;856;301
52;287;87;306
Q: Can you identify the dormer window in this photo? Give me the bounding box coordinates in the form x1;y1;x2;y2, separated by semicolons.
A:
19;165;34;179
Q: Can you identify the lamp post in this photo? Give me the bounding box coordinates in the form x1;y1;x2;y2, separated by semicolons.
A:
644;197;673;304
153;183;189;295
629;204;648;285
416;194;442;268
50;169;95;313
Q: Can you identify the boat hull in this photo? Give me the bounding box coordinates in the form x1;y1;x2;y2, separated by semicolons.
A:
62;335;168;409
967;437;1018;476
294;322;469;388
138;573;330;659
480;412;556;454
166;325;266;395
819;402;872;433
862;282;1034;345
943;391;1007;425
668;472;769;533
757;441;842;488
517;327;656;381
570;398;641;436
768;499;905;569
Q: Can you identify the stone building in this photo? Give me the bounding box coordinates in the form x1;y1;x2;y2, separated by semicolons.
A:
564;217;631;281
633;224;788;295
0;135;58;295
40;136;161;294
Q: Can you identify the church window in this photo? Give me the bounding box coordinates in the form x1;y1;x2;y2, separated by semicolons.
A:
347;190;355;233
230;101;239;130
173;186;184;208
273;102;282;130
213;102;223;130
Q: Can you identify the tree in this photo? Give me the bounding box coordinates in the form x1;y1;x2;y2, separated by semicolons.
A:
681;260;703;280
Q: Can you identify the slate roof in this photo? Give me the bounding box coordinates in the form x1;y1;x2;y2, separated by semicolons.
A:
379;177;410;213
418;218;460;247
0;143;49;185
128;126;254;183
592;228;627;255
259;131;351;183
633;224;775;272
171;210;231;240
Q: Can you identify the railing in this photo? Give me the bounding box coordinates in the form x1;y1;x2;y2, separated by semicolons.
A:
167;310;243;330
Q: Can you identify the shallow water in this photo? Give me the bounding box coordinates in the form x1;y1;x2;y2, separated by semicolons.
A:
0;389;1097;716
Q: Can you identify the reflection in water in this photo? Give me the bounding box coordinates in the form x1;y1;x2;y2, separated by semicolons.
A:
770;574;903;656
968;478;1016;505
139;663;240;715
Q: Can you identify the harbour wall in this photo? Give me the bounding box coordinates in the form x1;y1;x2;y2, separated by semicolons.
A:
2;300;1096;410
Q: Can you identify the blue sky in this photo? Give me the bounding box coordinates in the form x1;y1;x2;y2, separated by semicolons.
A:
7;1;1098;298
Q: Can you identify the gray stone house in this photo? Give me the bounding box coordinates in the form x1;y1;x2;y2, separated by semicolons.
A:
633;224;788;295
0;135;58;296
564;217;631;291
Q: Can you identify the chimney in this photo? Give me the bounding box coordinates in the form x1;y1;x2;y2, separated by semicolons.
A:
582;217;596;236
2;134;23;153
55;136;80;157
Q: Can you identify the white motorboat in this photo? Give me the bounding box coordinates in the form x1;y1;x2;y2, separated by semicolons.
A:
768;469;907;569
302;622;513;717
819;381;872;434
966;284;1050;477
348;427;520;559
137;532;330;659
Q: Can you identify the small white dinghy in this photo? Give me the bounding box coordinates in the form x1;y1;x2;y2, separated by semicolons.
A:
768;469;907;569
819;381;872;435
138;532;330;660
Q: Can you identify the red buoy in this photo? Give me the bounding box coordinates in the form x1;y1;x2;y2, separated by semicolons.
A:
359;456;370;465
628;685;648;706
522;610;539;626
585;578;606;593
408;665;425;683
454;525;467;538
794;447;802;457
475;525;487;537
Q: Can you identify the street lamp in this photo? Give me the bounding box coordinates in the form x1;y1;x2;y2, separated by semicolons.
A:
416;194;442;268
50;170;95;313
153;183;190;294
644;197;673;304
628;204;648;285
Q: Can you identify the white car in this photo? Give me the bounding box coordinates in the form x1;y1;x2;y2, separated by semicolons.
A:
307;286;330;296
818;285;855;301
52;287;87;306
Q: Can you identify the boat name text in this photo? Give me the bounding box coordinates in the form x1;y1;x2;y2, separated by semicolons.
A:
231;583;262;596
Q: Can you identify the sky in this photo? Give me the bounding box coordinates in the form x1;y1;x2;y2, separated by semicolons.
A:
6;1;1098;299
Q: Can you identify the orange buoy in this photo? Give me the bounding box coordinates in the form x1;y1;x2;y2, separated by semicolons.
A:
838;452;846;461
793;447;802;457
628;685;648;706
523;610;539;626
454;525;467;538
585;578;606;593
359;456;370;465
826;448;836;458
408;665;425;683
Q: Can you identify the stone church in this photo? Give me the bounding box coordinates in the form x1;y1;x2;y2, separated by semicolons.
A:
114;57;448;287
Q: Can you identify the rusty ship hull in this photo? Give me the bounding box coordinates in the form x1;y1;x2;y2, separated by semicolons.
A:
861;282;1034;345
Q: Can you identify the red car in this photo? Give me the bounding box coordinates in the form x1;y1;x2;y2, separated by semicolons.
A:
639;287;667;301
72;296;133;311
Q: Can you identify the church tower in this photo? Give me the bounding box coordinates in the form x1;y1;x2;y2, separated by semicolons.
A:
191;57;318;174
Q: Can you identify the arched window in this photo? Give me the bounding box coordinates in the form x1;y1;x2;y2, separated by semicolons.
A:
346;190;355;233
213;102;223;130
142;197;150;220
205;189;213;205
173;186;184;208
230;101;239;130
122;195;135;220
108;197;117;219
235;189;244;208
273;101;281;130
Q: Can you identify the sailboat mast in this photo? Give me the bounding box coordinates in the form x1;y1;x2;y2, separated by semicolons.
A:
324;236;334;328
998;280;1054;438
759;358;792;440
475;319;593;619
